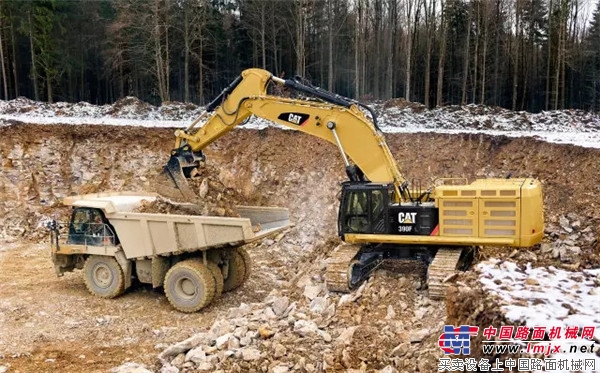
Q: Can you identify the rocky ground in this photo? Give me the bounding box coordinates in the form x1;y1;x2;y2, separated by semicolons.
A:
0;121;599;373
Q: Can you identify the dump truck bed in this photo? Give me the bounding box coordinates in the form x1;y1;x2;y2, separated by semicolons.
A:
63;192;290;259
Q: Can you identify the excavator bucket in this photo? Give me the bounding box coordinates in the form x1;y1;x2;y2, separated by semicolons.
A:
154;148;205;202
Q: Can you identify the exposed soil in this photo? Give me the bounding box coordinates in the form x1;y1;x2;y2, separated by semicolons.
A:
138;161;245;218
0;123;599;372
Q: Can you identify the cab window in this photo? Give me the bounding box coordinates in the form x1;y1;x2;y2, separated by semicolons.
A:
71;209;90;234
67;208;115;246
344;191;370;233
371;190;385;233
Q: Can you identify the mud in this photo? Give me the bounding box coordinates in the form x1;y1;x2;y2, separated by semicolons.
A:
1;123;599;371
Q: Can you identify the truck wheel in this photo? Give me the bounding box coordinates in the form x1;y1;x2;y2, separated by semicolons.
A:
223;249;246;292
206;261;224;298
164;260;216;313
238;248;252;284
83;255;125;298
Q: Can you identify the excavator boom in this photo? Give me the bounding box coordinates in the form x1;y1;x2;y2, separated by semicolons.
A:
156;68;408;201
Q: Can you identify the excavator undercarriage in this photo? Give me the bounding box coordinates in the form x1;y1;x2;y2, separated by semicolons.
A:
324;244;474;299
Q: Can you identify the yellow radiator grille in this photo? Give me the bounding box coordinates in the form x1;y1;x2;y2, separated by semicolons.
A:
440;200;477;236
480;199;519;238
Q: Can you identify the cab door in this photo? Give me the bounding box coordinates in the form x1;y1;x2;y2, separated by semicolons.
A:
67;208;93;245
67;208;116;246
338;185;388;236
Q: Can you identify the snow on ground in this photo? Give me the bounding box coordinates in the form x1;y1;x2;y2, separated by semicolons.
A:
1;97;599;149
0;114;187;127
0;96;205;121
478;259;600;371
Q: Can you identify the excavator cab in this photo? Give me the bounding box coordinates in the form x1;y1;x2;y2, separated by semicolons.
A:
338;182;440;239
338;183;391;236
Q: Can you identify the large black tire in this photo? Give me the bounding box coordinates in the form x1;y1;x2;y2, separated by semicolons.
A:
164;260;216;313
223;249;247;292
238;247;252;284
206;261;224;298
83;255;125;298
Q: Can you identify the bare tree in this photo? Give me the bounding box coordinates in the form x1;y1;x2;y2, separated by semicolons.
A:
0;2;8;100
512;0;522;110
480;0;489;104
423;0;436;106
353;0;363;98
545;0;554;109
179;0;208;102
403;0;420;101
26;10;39;101
293;0;307;77
382;0;396;99
241;0;269;69
268;1;285;75
10;18;18;97
492;0;502;105
151;0;171;102
373;0;383;99
461;4;472;105
108;0;173;102
436;0;447;106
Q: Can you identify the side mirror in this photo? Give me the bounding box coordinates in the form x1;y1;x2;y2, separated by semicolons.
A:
45;220;58;230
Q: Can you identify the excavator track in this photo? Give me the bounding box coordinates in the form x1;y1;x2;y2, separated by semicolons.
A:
427;247;464;300
325;244;361;293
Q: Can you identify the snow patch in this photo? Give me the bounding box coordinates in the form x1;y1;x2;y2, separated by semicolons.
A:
478;259;600;371
1;97;599;149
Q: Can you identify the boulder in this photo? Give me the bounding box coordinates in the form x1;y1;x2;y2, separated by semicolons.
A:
272;365;290;373
274;343;287;358
185;347;206;363
336;326;358;346
391;342;409;357
242;347;261;361
303;284;323;300
159;333;211;360
309;297;328;314
293;320;319;337
216;333;232;350
272;296;290;317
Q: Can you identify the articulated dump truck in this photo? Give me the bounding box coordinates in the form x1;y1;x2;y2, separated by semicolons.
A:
48;192;289;312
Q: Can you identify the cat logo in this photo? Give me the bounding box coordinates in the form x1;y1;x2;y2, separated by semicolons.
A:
277;112;309;126
398;212;417;224
288;114;302;124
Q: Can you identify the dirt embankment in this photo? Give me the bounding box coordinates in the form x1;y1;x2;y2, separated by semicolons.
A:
3;124;600;243
0;124;599;372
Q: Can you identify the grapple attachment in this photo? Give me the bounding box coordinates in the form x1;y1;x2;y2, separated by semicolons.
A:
154;146;205;202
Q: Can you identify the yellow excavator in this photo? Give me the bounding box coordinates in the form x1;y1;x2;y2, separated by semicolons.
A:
157;68;544;299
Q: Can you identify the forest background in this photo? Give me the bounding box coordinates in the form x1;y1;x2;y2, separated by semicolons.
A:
1;0;600;112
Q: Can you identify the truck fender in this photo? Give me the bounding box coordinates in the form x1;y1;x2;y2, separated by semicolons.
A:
114;249;132;290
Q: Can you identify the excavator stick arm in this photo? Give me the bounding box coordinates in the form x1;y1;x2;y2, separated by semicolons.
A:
156;68;408;201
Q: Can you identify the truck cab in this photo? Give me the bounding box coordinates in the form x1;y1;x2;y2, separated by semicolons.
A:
48;206;121;279
66;207;117;246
